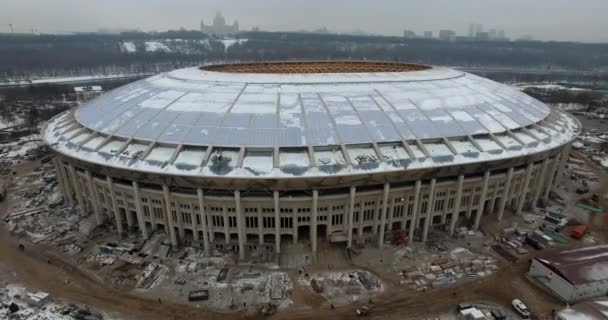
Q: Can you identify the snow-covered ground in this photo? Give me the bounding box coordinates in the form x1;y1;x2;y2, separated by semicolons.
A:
0;283;118;320
121;41;136;53
0;73;150;87
515;83;589;91
144;41;171;53
0;118;24;130
219;38;247;52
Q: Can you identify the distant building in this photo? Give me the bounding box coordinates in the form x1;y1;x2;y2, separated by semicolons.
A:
528;244;608;303
438;29;456;41
497;30;506;40
74;86;103;102
489;29;497;40
468;24;476;38
403;30;416;38
313;26;329;34
423;31;433;39
556;298;608;320
476;32;490;41
200;12;239;35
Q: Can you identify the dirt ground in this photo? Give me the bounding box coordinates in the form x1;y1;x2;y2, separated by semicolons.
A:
1;152;607;320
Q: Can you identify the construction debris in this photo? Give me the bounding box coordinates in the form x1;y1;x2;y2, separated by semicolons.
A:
298;270;383;305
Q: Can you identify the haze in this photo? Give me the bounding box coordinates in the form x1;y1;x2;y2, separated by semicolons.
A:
2;0;607;42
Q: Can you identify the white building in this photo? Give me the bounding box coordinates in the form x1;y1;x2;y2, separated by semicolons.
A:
44;61;579;261
73;86;103;102
529;245;608;303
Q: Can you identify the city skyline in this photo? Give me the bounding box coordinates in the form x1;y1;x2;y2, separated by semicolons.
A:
1;0;607;42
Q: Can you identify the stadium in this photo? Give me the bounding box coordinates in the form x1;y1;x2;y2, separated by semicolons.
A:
43;61;580;260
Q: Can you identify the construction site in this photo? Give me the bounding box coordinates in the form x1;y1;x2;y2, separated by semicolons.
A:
0;61;607;320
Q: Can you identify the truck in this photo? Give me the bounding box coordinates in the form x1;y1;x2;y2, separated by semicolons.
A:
571;225;587;239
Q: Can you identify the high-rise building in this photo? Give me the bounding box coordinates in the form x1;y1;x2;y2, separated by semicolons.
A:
423;31;433;39
438;29;456;41
403;30;416;38
200;12;239;35
468;24;476;38
489;29;497;40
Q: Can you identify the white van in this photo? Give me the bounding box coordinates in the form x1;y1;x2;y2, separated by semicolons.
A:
512;299;531;319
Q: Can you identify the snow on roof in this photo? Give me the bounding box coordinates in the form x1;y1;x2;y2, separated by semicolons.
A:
558;299;608;320
73;63;552;149
44;62;581;179
536;245;608;285
74;86;102;93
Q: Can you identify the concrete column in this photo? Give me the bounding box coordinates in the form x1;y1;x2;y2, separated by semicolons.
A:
497;167;514;221
197;188;210;255
131;181;148;238
372;197;381;235
449;175;464;236
124;196;134;230
162;185;178;247
542;155;561;204
106;177;123;235
553;148;570;189
440;191;449;225
422;179;436;242
516;163;534;215
473;171;490;231
53;158;68;204
347;186;356;248
68;164;87;215
378;183;389;247
57;161;74;206
531;159;550;211
293;207;298;244
86;170;103;225
401;196;410;232
488;194;497;217
234;190;245;260
257;206;264;245
408;180;422;244
311;190;318;255
387;198;395;230
176;209;185;240
273;191;281;254
219;206;228;244
326;208;332;238
192;209;199;242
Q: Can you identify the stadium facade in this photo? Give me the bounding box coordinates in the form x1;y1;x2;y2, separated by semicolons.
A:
43;61;580;259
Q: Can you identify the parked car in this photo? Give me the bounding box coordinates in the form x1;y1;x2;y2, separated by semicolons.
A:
457;303;473;311
512;299;531;319
491;309;506;320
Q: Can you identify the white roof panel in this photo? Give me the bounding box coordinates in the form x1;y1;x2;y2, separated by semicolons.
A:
71;64;552;152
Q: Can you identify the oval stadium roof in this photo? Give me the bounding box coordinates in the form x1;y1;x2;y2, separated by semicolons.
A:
44;61;580;180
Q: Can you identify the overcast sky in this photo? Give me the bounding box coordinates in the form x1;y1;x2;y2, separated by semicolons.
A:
2;0;607;42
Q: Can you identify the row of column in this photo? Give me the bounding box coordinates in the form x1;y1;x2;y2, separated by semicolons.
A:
54;149;570;259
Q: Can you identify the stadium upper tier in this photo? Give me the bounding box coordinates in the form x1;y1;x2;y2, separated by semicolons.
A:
44;61;580;179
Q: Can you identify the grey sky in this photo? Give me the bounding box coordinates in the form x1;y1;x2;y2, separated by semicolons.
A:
2;0;607;42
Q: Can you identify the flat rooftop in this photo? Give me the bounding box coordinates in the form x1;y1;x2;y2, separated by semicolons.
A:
536;244;608;285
